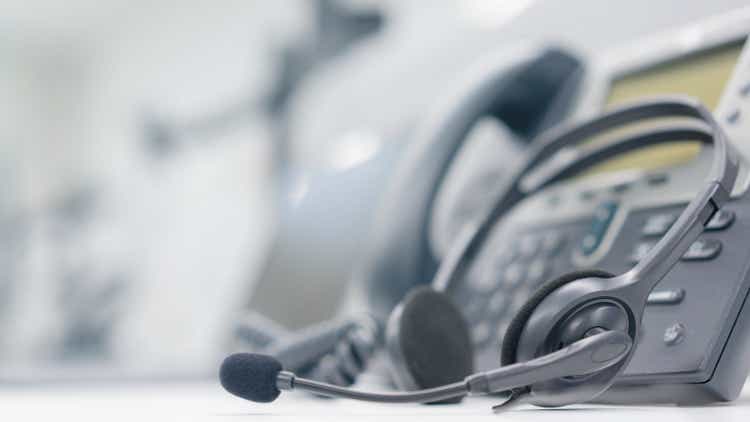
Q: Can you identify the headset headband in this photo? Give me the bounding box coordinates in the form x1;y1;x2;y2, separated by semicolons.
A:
435;97;739;296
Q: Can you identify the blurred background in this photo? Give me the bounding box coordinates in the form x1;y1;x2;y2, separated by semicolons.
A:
1;0;748;382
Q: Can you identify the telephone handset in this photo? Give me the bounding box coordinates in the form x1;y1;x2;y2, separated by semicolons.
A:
356;47;583;321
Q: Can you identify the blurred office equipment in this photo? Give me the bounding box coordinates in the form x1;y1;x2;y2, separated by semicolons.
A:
2;0;750;388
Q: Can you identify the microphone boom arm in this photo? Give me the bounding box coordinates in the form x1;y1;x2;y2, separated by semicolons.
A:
278;372;469;403
466;330;632;395
276;330;632;404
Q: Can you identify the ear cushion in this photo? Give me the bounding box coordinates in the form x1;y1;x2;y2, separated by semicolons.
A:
500;269;615;366
390;287;474;394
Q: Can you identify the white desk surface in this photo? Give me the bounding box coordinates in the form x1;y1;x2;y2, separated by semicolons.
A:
4;380;750;422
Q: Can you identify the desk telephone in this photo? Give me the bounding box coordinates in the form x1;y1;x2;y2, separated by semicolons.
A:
227;13;750;409
354;24;750;403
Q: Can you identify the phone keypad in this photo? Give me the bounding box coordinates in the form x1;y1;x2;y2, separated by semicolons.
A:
451;226;576;353
451;196;744;379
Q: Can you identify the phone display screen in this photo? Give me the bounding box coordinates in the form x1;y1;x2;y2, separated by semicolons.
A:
585;41;743;175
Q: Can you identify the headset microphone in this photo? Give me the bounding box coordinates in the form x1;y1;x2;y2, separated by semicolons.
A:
220;330;631;405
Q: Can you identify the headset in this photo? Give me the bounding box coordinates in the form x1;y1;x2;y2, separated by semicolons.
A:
219;96;740;410
234;47;584;390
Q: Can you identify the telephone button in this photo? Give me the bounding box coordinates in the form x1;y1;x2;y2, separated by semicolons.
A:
681;238;722;261
502;262;525;289
580;190;596;201
472;322;492;346
495;245;519;266
706;209;735;231
540;231;565;255
525;259;548;286
630;238;721;263
610;181;631;194
646;172;669;186
487;291;508;317
629;241;656;263
647;288;685;305
642;213;677;236
470;272;500;293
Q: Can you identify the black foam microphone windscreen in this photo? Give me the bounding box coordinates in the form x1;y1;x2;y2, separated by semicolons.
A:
220;353;283;403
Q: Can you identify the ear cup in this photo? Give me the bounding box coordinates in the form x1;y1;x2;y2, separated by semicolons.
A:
500;269;615;366
385;287;473;402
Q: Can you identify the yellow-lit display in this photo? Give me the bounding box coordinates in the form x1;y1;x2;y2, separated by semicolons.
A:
586;41;743;174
